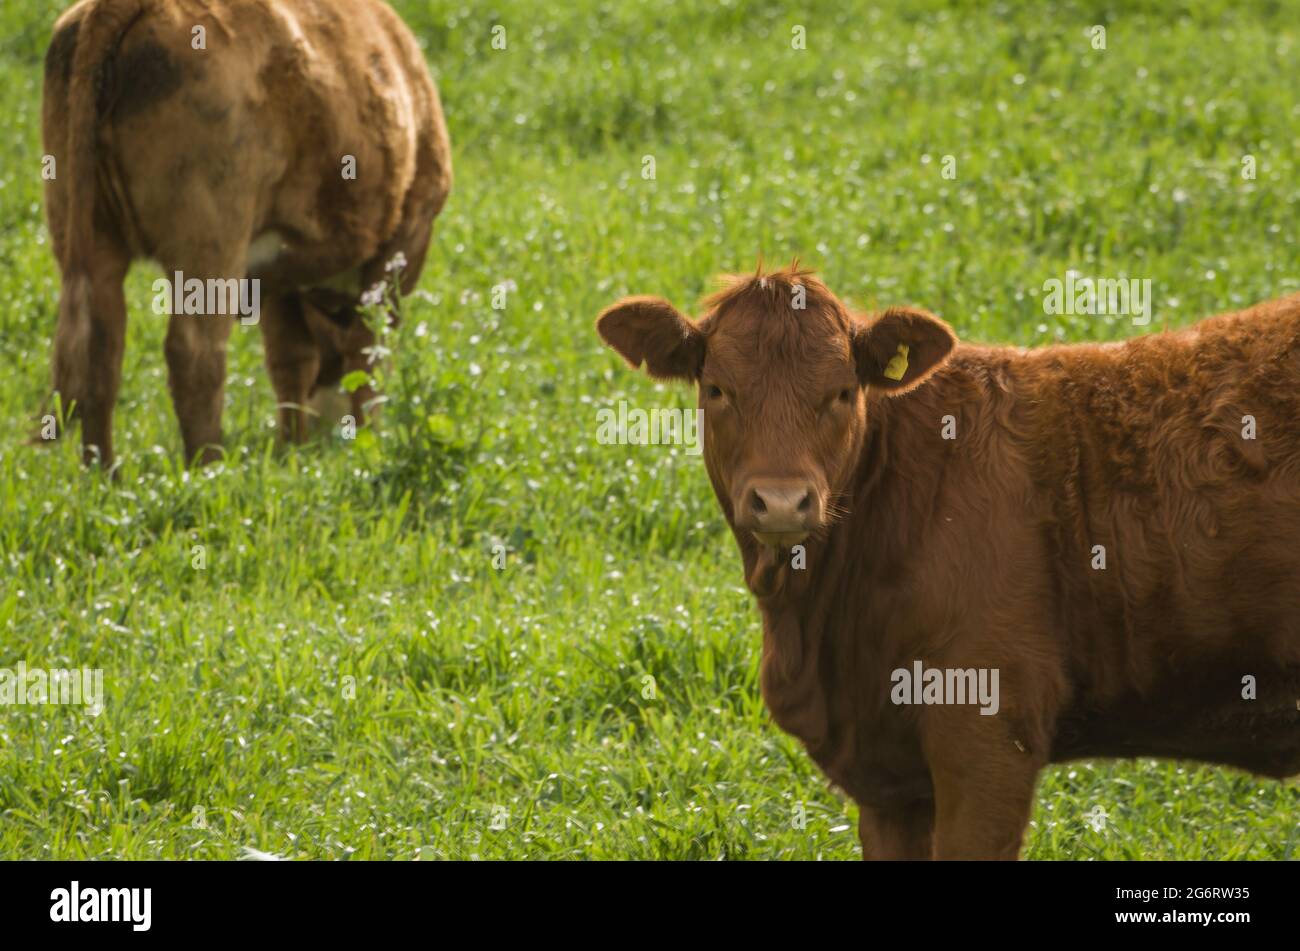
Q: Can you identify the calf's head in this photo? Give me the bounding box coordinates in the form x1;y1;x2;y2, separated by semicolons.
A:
597;267;956;550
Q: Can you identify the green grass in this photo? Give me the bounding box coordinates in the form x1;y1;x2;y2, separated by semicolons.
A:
0;0;1297;859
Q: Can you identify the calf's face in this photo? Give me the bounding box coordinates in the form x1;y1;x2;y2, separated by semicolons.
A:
597;272;957;549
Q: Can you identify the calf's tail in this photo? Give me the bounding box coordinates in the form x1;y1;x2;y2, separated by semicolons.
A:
57;0;147;327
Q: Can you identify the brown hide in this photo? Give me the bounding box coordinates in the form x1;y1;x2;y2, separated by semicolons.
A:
597;265;1300;859
42;0;451;464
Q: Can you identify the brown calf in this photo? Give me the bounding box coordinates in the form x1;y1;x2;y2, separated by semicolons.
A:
598;264;1300;859
42;0;451;465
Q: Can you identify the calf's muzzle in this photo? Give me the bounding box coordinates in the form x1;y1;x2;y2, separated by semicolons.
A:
736;478;822;546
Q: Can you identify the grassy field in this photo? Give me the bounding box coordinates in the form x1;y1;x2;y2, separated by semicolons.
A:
0;0;1297;859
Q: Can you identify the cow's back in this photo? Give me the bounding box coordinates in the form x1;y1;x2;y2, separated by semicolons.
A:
44;0;451;292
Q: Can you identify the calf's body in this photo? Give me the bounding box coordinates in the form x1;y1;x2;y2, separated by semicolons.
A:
43;0;451;464
598;268;1300;859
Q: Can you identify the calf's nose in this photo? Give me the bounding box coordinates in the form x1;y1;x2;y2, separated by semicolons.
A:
742;480;818;534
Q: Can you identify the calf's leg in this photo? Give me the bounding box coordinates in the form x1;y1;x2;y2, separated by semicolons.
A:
164;312;236;464
858;799;934;860
926;728;1042;860
260;295;320;444
162;256;249;465
50;235;130;467
302;303;380;428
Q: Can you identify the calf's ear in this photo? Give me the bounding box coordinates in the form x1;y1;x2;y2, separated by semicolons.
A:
853;306;957;394
596;296;704;381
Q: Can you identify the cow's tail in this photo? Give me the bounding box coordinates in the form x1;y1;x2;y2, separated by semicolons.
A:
49;0;146;434
59;0;145;304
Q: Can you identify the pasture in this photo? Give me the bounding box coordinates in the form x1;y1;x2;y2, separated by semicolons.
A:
0;0;1296;858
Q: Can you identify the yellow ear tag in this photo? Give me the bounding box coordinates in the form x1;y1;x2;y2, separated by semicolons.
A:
883;343;910;381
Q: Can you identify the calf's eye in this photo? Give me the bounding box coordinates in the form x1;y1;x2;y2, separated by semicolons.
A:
838;388;854;403
706;385;724;399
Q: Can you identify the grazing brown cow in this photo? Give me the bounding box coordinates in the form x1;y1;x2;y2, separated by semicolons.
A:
42;0;452;465
597;264;1300;860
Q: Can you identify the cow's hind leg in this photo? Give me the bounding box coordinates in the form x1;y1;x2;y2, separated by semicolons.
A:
161;254;246;464
302;303;380;429
165;313;236;464
335;307;381;425
50;235;131;467
260;294;320;443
